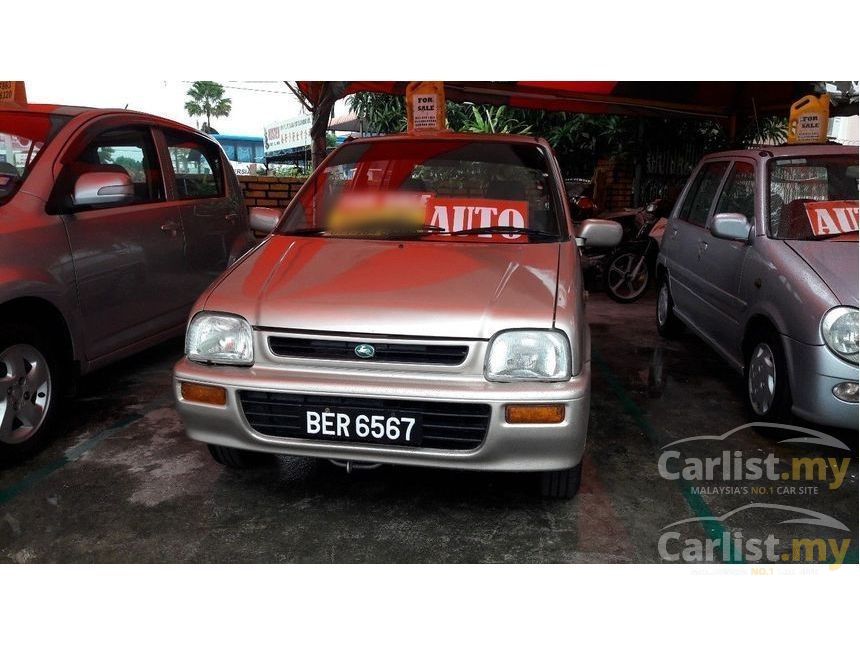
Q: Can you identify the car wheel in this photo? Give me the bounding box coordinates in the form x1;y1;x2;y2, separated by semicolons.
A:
0;324;63;464
207;443;271;469
745;332;791;422
656;275;683;338
540;463;582;499
605;250;651;303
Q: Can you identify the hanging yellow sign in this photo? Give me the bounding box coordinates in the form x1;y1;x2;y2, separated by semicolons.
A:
406;81;447;135
0;81;28;105
787;94;829;144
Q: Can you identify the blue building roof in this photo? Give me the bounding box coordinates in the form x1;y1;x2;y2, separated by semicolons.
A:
211;134;264;143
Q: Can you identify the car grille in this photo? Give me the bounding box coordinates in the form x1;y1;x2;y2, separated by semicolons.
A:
238;391;490;450
268;337;469;366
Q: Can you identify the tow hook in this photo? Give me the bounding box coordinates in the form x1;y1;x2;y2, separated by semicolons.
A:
329;459;382;474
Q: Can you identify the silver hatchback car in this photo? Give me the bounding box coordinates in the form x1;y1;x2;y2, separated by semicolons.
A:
1;104;251;463
173;133;621;497
656;144;858;428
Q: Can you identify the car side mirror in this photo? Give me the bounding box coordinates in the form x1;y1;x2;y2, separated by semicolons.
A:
73;171;134;207
710;212;752;242
576;218;623;248
249;206;281;235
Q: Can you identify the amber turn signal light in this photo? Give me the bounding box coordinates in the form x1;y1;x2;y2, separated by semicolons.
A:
505;404;565;424
180;382;227;406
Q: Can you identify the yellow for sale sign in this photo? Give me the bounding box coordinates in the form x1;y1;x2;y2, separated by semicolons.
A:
406;81;447;134
0;81;27;104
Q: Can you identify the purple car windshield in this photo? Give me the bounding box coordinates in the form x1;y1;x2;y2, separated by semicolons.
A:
768;155;859;240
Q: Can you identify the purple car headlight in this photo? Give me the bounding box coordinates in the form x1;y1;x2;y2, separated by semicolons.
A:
822;307;859;364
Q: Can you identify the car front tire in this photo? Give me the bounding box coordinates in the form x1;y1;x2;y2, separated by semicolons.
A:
540;463;582;499
656;274;683;338
0;324;64;464
745;331;791;422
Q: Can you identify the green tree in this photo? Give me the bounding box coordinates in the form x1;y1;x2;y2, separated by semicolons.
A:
347;92;407;133
97;147;115;163
113;155;144;180
740;116;788;145
460;105;533;135
184;81;232;132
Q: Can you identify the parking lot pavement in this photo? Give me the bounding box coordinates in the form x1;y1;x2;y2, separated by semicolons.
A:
0;293;856;563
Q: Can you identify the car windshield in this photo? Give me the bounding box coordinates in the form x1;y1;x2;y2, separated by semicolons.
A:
277;139;565;243
768;155;859;241
0;111;71;205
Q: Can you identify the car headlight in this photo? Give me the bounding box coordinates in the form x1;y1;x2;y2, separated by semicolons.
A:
186;312;254;366
485;330;571;382
821;307;858;363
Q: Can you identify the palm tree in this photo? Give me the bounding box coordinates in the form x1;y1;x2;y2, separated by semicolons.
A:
184;81;232;132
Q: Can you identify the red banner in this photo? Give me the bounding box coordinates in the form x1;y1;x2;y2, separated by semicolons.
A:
804;200;860;237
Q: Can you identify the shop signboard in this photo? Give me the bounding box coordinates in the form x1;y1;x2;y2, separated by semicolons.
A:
265;114;312;155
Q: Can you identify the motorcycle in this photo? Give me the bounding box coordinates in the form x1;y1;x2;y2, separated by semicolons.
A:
565;179;597;222
603;199;667;303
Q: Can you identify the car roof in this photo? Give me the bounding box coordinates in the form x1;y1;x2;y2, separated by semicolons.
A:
0;103;97;116
0;103;202;133
701;143;859;161
342;131;549;147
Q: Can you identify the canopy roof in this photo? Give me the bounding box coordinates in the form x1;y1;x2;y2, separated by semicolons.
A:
327;112;369;133
296;81;829;120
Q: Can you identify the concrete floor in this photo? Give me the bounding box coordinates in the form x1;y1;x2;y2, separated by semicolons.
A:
1;293;856;563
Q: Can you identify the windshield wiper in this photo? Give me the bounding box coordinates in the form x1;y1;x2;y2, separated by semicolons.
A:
805;232;857;241
387;224;446;236
288;224;557;239
288;224;447;238
447;226;557;239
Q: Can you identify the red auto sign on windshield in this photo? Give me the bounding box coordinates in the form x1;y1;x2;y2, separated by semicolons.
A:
804;200;860;236
426;198;530;242
324;193;533;241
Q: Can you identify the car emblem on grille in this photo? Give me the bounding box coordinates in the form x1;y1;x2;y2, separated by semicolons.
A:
354;343;376;359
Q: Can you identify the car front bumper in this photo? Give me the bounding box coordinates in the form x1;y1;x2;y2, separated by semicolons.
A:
784;337;859;429
173;358;591;472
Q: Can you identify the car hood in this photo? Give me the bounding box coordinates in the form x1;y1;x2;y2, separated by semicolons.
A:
204;236;561;338
784;239;859;306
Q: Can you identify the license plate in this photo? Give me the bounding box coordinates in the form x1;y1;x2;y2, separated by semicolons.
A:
304;407;423;446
